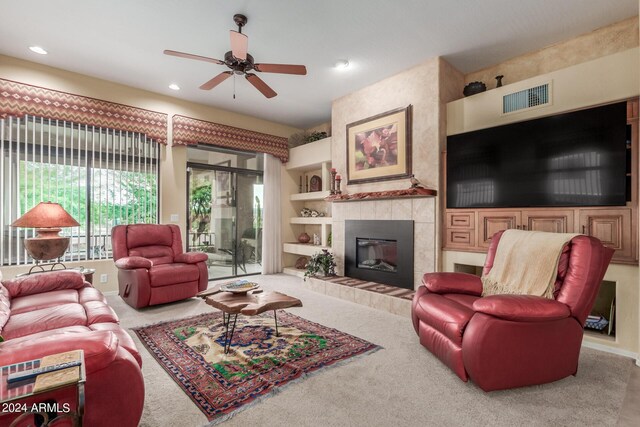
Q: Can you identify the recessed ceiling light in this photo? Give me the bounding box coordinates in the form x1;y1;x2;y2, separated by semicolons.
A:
168;83;180;91
334;59;350;70
29;46;48;55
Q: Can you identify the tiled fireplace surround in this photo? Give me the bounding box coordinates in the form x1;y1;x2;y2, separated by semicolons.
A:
302;197;436;318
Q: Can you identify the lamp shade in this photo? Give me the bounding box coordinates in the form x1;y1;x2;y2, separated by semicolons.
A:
11;202;80;228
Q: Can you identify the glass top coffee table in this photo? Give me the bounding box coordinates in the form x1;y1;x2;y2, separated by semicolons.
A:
198;286;302;354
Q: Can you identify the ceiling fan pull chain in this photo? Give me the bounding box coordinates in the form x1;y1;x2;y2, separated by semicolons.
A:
233;74;236;99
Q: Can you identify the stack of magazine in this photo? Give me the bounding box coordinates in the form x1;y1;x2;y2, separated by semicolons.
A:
585;315;609;331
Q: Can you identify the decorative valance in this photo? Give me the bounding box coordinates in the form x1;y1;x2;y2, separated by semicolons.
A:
0;78;168;144
172;114;289;162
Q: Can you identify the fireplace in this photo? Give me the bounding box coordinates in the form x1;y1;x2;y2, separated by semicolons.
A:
357;238;398;272
345;220;414;290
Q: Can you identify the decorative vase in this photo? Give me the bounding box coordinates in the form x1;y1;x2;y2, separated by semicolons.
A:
298;232;311;243
463;81;486;97
495;75;504;88
295;256;309;269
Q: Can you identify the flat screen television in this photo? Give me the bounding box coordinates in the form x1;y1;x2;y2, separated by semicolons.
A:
446;102;628;208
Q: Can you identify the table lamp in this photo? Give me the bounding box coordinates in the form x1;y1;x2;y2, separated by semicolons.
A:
11;201;80;271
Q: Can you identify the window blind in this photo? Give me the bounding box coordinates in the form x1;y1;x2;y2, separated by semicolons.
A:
1;115;159;266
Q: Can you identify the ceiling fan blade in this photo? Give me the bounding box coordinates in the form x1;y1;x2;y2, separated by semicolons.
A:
246;73;277;98
254;63;307;75
230;30;248;61
199;72;233;90
164;49;224;65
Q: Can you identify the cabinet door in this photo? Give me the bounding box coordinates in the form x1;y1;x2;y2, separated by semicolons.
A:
478;211;520;248
579;209;633;261
521;209;575;233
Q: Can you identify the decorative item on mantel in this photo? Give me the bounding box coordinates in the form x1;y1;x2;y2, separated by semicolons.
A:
495;75;504;88
330;168;337;195
463;81;486;97
335;174;342;194
409;174;423;188
298;232;311;243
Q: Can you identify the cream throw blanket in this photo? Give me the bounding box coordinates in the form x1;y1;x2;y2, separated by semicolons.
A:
481;230;578;299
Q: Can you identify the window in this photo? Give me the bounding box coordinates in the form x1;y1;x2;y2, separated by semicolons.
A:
1;115;159;265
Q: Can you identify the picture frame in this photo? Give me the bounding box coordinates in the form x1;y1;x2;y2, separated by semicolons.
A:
346;105;412;185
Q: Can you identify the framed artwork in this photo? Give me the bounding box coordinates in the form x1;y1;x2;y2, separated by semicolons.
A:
346;105;412;185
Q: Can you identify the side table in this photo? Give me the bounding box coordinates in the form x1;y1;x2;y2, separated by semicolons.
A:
0;350;86;427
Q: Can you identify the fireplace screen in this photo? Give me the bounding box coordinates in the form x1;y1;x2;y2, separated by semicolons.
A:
356;238;397;272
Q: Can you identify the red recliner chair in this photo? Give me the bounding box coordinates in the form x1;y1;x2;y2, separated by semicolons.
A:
112;224;209;308
411;230;614;391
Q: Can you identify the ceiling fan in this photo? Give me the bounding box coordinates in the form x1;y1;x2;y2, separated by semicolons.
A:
164;14;307;99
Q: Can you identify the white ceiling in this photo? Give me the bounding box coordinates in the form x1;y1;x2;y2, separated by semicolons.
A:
0;0;637;129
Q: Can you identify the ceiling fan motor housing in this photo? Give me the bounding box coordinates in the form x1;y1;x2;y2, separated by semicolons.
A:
224;51;254;74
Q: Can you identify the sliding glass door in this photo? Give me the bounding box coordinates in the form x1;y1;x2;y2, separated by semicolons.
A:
187;162;263;280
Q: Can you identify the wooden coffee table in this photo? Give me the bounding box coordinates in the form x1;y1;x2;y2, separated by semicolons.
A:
198;286;302;353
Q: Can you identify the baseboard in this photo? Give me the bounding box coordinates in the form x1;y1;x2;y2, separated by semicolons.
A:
581;340;638;360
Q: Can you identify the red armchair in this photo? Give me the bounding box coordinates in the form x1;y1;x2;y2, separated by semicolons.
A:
411;231;614;391
0;270;144;427
112;224;209;308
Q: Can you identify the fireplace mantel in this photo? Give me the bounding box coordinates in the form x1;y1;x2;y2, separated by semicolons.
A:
326;187;436;203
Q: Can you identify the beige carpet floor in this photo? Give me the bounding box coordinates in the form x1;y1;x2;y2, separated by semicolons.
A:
108;274;634;427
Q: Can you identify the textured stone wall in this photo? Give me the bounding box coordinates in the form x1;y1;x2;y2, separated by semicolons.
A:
330;57;461;283
465;16;639;89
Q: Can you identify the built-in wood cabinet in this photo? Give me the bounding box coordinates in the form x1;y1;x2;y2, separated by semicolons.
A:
522;209;574;233
445;212;474;249
478;211;519;248
579;208;633;261
443;99;639;265
443;207;636;264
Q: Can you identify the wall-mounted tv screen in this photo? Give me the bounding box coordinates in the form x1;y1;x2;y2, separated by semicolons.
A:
446;102;627;208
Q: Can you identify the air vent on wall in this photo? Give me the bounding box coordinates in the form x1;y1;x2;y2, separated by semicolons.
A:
503;83;550;114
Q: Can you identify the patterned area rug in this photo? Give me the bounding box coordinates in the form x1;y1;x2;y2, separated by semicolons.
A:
133;310;380;424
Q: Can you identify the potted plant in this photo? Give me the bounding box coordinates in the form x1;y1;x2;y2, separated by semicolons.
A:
304;249;336;280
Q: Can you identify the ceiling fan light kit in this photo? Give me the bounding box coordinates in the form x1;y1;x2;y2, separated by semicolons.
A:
164;13;307;99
